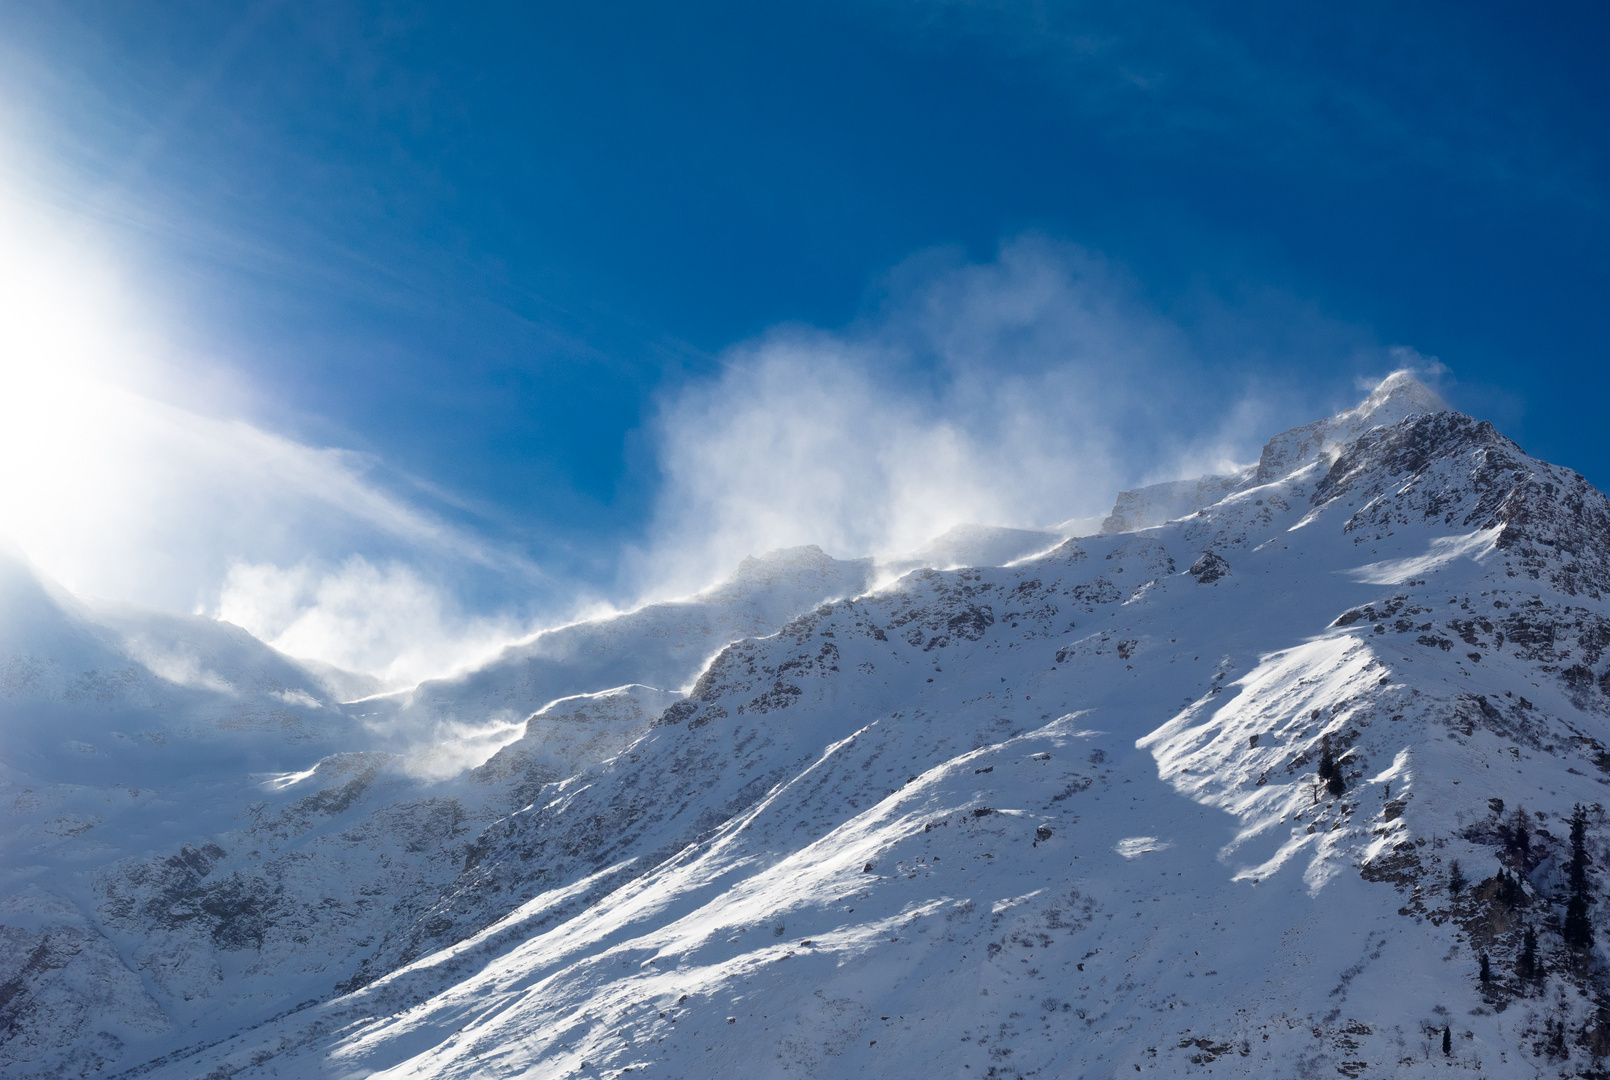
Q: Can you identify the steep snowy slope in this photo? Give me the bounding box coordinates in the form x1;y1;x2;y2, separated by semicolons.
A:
94;372;1610;1080
0;541;886;1080
3;540;1007;1079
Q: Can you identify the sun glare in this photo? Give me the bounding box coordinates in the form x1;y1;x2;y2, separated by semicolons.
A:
0;172;528;681
0;181;181;597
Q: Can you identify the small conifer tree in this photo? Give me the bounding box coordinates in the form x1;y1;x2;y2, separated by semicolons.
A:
1442;1025;1451;1056
1317;736;1345;796
1479;953;1491;984
1492;867;1523;909
1519;924;1540;983
1449;859;1466;896
1545;1017;1568;1060
1589;999;1610;1059
1564;804;1593;950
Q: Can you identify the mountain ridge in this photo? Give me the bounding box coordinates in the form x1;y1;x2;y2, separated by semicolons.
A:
12;373;1610;1078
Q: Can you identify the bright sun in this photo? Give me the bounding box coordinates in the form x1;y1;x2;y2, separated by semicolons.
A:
0;184;172;595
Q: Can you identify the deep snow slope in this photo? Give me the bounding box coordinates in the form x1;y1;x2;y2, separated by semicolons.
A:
64;372;1610;1080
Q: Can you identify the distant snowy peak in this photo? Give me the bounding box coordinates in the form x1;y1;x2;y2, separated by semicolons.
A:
0;545;349;733
699;543;875;604
284;655;396;703
722;543;863;582
471;684;680;800
0;545;121;671
377;545;880;742
877;523;1066;578
1099;470;1255;534
1097;370;1450;535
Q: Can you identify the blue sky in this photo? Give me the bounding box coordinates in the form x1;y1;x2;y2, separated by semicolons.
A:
0;1;1606;679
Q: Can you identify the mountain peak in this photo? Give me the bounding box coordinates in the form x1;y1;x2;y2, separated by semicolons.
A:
1352;368;1449;425
1096;370;1451;536
25;367;1610;1080
728;543;836;580
1254;368;1450;484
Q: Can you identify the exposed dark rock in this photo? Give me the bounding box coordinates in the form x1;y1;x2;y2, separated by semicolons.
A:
1188;552;1230;584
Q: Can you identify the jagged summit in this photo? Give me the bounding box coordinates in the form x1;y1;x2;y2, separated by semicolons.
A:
1098;369;1450;534
1356;366;1451;419
1254;367;1448;483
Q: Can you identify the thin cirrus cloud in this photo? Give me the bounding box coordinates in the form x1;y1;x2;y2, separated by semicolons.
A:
0;179;537;684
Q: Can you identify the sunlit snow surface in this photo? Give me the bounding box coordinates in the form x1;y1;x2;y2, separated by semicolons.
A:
7;377;1610;1079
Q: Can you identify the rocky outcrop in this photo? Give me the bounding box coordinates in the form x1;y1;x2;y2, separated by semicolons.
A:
1255;368;1448;483
0;890;168;1079
1188;551;1230;583
1314;411;1610;598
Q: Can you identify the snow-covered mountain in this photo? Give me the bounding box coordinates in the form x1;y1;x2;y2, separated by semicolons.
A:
0;531;1006;1077
0;548;371;1078
9;371;1610;1079
355;544;879;746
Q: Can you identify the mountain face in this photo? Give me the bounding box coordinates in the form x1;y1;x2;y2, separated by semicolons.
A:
9;373;1610;1079
0;552;367;1080
0;542;926;1078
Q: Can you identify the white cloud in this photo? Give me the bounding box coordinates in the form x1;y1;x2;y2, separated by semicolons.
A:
0;150;1421;688
0;371;517;597
632;236;1284;598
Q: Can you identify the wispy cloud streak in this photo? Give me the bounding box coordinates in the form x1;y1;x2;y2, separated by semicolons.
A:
0;168;539;683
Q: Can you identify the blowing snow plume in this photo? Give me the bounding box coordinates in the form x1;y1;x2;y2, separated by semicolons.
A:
634;236;1308;599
